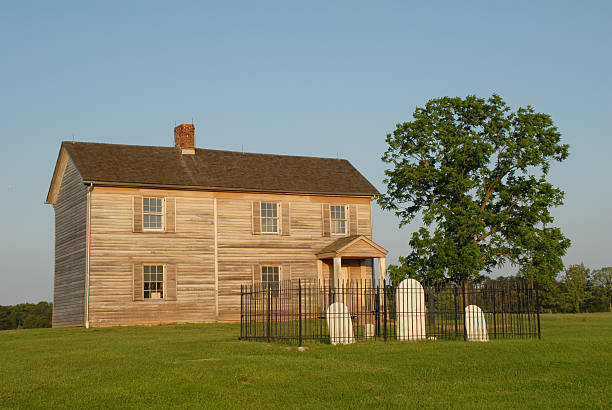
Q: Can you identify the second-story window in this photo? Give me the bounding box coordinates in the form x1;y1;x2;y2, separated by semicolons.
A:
330;205;347;235
143;197;163;230
261;202;278;233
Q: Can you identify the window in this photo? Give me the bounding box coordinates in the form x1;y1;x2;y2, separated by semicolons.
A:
330;205;347;235
260;202;278;233
143;265;164;299
143;197;163;230
261;265;280;296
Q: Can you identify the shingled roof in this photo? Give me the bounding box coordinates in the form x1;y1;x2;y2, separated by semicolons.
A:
58;141;379;196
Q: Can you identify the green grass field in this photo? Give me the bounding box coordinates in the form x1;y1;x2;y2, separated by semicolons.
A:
1;313;610;409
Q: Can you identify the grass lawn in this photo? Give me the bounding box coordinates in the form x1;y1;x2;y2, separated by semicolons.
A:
0;313;610;409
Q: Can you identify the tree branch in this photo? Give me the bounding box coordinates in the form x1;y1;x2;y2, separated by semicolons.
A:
480;164;511;210
475;198;521;244
482;252;533;267
476;226;498;242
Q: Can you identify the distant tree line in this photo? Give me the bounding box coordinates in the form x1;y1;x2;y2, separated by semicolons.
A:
0;302;52;330
536;264;611;313
388;263;611;314
480;264;610;313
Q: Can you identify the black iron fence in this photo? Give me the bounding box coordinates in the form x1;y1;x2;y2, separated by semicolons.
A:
240;279;540;344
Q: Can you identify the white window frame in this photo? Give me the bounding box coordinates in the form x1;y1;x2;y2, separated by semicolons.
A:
330;204;348;235
143;197;164;231
260;202;279;234
261;265;280;297
143;264;165;300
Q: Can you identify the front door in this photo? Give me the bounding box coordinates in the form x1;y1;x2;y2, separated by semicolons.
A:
341;266;349;282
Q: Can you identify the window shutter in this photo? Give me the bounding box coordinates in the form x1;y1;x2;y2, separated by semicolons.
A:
276;203;281;234
133;263;144;301
349;204;358;235
322;203;331;237
165;264;177;301
252;201;261;234
252;263;261;284
165;197;176;233
281;264;291;281
281;202;290;236
251;264;260;299
133;196;143;233
281;264;290;299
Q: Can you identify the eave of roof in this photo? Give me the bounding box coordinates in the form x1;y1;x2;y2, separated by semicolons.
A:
52;141;380;198
45;146;70;205
80;180;377;197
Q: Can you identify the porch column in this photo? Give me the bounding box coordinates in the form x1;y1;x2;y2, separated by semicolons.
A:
333;256;342;284
333;255;342;303
377;257;387;323
378;257;386;287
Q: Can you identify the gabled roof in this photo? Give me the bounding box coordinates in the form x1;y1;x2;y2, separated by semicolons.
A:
316;235;388;259
49;141;379;200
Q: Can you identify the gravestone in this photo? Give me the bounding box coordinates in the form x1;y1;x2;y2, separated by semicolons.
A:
396;278;426;341
464;305;489;341
364;323;375;339
326;302;355;345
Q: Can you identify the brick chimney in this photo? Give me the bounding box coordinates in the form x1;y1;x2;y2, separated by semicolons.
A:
174;123;195;154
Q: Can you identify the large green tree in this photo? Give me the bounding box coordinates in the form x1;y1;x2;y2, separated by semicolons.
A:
379;95;570;283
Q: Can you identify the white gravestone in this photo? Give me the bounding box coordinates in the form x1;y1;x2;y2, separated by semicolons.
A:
396;278;426;341
465;305;489;341
326;302;355;345
364;323;375;339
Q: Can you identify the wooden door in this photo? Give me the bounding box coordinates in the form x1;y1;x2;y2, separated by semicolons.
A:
341;266;349;282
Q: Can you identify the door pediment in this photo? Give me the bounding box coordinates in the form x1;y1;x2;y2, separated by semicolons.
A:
316;235;387;259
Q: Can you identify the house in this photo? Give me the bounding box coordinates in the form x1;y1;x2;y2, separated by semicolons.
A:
45;124;387;327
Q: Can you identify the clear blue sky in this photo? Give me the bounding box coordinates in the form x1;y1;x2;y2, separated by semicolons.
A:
1;1;610;304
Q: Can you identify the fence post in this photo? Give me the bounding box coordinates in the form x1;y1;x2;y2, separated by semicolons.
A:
383;284;387;341
535;280;541;340
253;284;257;339
298;279;303;346
501;287;506;338
375;285;380;338
492;283;497;340
267;285;271;342
454;284;458;339
320;280;324;341
462;279;467;341
240;284;243;340
516;280;522;338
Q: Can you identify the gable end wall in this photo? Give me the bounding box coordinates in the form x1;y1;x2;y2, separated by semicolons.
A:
53;158;87;327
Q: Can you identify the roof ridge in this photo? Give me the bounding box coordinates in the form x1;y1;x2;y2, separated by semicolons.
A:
62;140;349;162
56;140;380;199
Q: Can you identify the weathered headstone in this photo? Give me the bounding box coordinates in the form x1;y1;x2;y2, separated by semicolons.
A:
464;305;489;341
326;302;355;345
364;323;375;339
396;278;426;341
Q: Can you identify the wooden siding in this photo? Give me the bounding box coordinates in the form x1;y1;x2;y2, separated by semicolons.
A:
88;192;216;326
357;203;372;238
215;193;372;321
87;186;374;325
53;157;87;327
